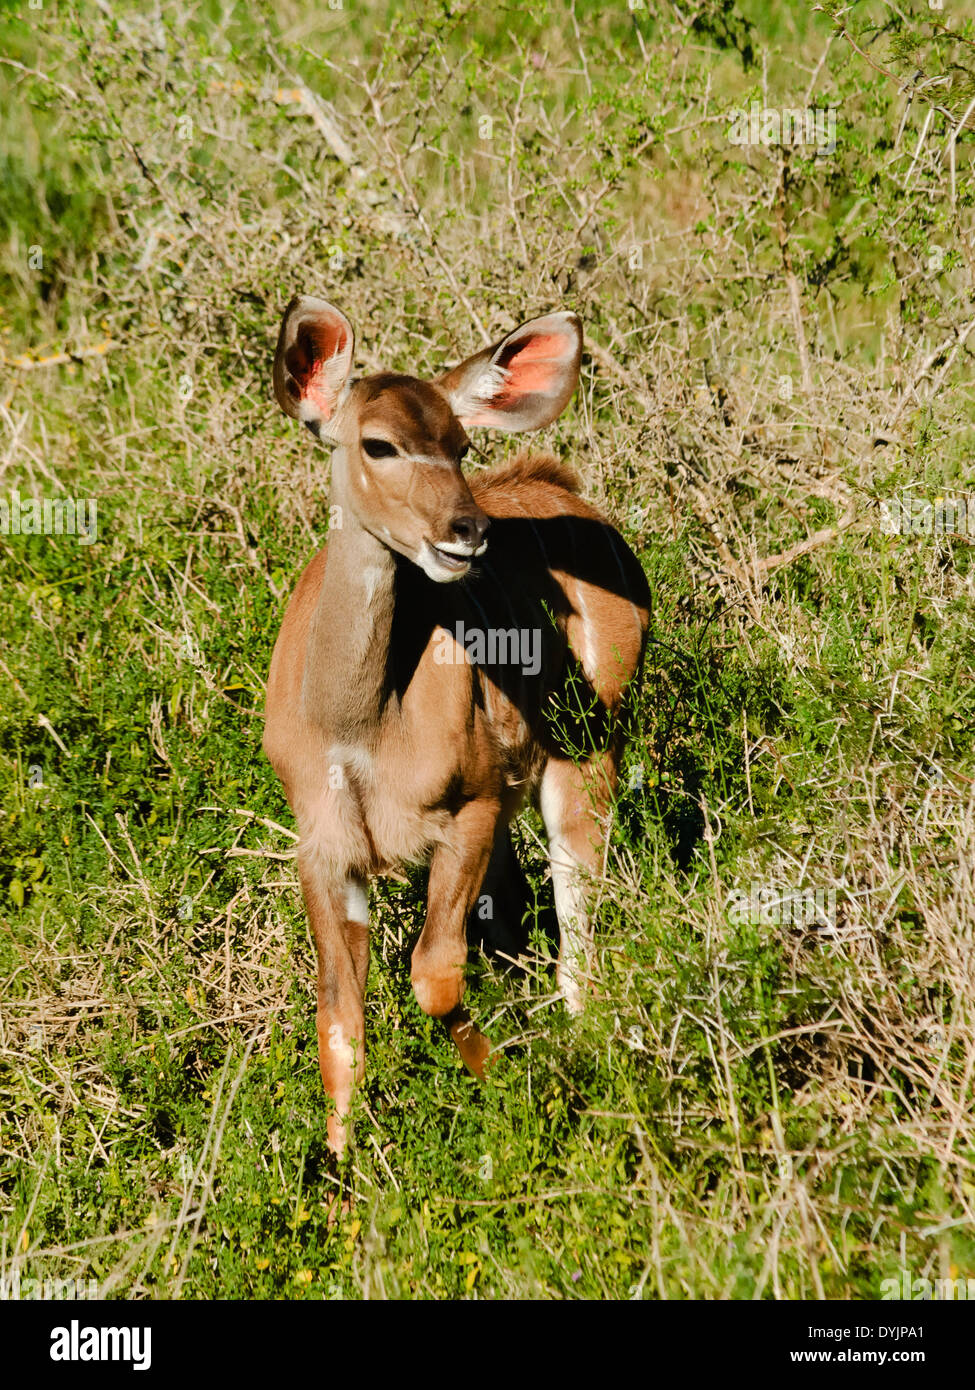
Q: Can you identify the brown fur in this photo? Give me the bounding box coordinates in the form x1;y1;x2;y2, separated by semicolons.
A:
263;301;649;1153
471;449;583;500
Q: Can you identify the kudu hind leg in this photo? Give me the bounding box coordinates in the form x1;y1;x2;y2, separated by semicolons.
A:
539;754;616;1013
299;859;369;1155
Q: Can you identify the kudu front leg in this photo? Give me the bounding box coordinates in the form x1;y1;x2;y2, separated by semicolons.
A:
299;858;369;1156
411;799;499;1078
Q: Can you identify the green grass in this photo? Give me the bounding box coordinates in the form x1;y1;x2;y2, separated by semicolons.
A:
2;0;975;1299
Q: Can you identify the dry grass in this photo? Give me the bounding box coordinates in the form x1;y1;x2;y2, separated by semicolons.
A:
1;0;974;1299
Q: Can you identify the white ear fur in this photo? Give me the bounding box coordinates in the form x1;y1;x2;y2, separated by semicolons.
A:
273;295;355;439
439;311;583;432
447;360;510;420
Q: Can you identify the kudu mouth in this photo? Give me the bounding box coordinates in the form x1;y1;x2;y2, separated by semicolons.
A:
419;528;489;582
416;500;490;582
428;535;487;569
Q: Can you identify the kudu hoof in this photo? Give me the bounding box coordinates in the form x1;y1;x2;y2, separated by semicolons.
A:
445;1006;495;1079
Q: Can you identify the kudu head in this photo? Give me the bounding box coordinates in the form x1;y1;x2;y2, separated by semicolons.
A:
273;296;583;581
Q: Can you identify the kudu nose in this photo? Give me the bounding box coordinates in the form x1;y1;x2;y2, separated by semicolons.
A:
450;512;490;549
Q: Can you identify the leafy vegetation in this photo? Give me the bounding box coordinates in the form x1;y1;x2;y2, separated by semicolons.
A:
2;0;975;1299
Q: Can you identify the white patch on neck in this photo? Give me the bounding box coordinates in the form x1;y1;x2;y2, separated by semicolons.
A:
362;564;384;604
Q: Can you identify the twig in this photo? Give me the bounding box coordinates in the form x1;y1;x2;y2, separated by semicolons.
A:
2;340;120;372
775;156;813;396
0;56;77;100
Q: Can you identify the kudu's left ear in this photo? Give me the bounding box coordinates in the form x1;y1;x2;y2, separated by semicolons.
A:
438;311;583;431
273;295;355;440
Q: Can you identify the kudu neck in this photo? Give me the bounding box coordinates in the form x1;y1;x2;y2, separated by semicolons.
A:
303;448;398;745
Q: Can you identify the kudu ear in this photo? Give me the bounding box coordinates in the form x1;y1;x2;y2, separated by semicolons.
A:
273;295;355;439
438;311;583;432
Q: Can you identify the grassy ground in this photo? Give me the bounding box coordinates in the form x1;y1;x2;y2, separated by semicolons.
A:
2;0;975;1299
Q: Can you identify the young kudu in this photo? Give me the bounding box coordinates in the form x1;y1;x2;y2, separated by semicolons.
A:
263;296;650;1153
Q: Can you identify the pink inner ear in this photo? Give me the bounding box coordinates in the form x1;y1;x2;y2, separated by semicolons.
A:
306;360;342;419
318;325;349;360
494;333;567;404
297;323;349;419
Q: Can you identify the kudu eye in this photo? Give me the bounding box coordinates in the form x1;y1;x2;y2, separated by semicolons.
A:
362;438;398;459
